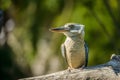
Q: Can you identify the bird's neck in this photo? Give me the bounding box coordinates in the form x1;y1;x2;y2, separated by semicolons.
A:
67;35;84;42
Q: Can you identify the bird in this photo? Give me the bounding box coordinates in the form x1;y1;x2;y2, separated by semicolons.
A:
50;23;89;69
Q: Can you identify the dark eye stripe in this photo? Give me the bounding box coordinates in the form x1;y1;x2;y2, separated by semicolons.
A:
68;24;74;28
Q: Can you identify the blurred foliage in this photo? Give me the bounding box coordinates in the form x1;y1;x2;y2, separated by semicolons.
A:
0;0;120;79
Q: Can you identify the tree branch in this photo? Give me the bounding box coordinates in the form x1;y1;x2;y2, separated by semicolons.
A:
19;54;120;80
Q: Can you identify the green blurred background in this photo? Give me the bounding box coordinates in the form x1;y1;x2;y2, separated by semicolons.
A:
0;0;120;79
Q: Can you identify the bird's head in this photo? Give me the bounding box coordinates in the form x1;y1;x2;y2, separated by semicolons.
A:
50;23;85;37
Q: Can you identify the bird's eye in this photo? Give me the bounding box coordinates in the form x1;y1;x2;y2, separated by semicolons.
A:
69;25;75;29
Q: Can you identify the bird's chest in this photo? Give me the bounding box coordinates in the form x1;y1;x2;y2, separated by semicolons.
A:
64;38;85;68
65;38;84;53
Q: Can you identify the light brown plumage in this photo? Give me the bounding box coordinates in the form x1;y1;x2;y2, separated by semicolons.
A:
50;23;88;69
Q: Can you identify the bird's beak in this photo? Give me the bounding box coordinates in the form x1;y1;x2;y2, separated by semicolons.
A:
49;27;69;32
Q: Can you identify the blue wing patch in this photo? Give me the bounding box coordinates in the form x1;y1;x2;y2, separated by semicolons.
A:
84;42;89;67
